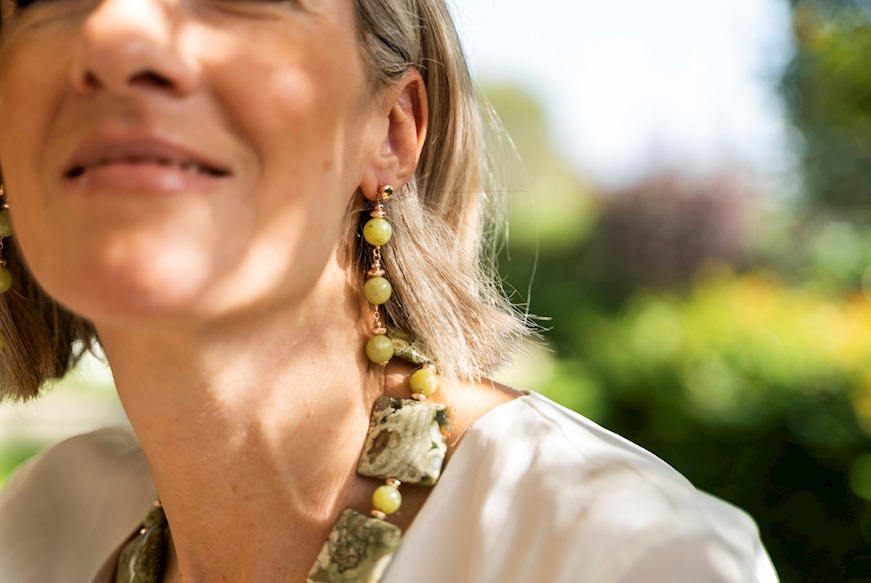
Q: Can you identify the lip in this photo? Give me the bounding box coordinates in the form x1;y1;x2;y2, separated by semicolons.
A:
63;133;233;193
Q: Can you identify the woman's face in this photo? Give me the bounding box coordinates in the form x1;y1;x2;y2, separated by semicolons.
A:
0;0;387;327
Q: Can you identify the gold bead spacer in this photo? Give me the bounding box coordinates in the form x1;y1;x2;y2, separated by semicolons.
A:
370;208;386;219
411;393;426;402
372;325;387;335
386;478;401;488
368;267;385;277
371;510;387;520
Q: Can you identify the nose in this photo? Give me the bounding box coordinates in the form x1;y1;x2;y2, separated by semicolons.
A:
70;0;200;97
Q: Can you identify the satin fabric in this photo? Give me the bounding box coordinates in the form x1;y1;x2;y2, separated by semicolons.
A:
0;393;778;582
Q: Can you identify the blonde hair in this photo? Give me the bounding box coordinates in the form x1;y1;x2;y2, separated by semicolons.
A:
0;0;527;400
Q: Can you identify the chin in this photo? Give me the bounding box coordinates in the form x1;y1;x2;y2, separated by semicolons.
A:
37;245;220;327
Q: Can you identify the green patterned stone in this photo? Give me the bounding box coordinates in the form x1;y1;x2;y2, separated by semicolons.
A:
116;506;169;583
386;328;434;366
357;396;451;485
307;508;401;583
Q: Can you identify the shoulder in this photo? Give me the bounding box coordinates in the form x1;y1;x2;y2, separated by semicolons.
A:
0;426;156;582
390;392;778;583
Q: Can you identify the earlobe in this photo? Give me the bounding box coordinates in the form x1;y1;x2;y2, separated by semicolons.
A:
360;69;428;201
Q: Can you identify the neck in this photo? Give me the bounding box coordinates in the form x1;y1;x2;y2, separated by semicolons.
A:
98;268;382;581
95;263;521;581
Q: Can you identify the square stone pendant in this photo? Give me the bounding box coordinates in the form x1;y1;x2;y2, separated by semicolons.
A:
307;508;401;583
357;396;452;486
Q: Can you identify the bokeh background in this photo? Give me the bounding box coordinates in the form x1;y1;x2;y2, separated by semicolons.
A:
2;0;870;581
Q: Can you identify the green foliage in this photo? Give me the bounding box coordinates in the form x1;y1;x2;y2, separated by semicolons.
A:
482;14;871;570
783;2;871;213
481;83;597;250
0;441;42;489
520;265;871;582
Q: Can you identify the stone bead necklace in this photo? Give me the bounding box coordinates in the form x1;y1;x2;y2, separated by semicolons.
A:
117;187;453;583
307;342;450;583
116;343;450;583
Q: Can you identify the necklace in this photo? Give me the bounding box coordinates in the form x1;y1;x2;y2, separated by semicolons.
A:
115;337;452;583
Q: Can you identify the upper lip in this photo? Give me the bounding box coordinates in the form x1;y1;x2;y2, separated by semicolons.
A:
64;134;232;178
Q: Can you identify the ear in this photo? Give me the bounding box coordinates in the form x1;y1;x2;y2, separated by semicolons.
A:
360;69;428;201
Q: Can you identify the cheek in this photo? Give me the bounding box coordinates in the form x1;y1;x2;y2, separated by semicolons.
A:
225;65;341;188
205;25;369;195
202;35;368;278
0;35;67;171
0;53;67;299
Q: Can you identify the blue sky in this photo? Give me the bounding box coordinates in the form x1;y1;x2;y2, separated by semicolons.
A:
452;0;795;186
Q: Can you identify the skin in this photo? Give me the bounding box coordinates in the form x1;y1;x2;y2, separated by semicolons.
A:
0;0;521;581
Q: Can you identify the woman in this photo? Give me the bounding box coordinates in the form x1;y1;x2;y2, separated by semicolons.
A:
0;0;778;582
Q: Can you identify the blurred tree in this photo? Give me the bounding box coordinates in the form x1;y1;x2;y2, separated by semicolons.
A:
589;174;751;291
481;83;597;250
783;0;871;214
485;63;871;579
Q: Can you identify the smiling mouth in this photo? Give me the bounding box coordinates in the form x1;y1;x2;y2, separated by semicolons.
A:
66;157;230;179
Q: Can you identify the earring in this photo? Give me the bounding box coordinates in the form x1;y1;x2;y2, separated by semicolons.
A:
359;183;440;399
0;185;12;295
363;184;395;365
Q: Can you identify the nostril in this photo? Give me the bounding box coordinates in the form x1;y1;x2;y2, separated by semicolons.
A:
129;71;175;90
83;71;102;90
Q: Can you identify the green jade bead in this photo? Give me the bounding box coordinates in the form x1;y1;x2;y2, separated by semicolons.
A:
363;277;392;305
363;218;392;247
0;267;12;294
366;335;395;364
409;367;438;397
0;211;12;238
372;485;402;515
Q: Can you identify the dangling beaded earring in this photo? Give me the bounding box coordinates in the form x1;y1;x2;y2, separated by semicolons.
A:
362;184;395;366
359;185;439;397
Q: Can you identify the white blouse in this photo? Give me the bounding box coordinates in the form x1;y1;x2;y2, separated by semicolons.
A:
0;392;779;582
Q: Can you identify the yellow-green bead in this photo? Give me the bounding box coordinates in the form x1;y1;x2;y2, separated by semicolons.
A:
409;367;439;397
0;267;12;294
0;212;12;239
363;277;392;305
366;335;395;364
372;485;402;515
363;218;392;246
